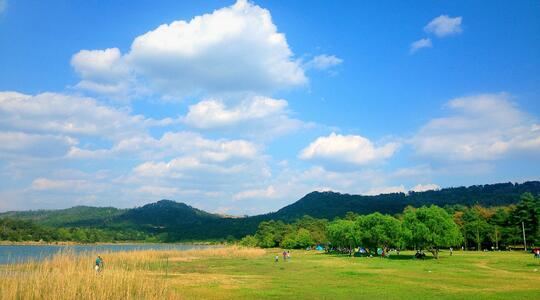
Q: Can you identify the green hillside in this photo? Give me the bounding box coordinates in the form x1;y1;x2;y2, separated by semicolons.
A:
270;181;540;221
0;206;126;227
1;181;540;241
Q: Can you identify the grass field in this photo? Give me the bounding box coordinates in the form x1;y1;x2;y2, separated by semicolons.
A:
1;247;539;299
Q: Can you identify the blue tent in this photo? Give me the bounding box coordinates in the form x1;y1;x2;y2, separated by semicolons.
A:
315;245;324;251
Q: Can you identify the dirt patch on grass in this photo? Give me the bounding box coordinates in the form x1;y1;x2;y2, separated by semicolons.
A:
149;271;267;289
169;256;200;262
474;260;523;277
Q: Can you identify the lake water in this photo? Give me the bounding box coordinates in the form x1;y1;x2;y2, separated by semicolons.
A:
0;244;217;264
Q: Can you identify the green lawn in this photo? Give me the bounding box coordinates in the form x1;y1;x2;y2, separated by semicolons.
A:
161;249;540;299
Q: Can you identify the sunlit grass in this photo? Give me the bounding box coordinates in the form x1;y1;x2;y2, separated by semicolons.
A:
1;247;539;299
0;246;264;299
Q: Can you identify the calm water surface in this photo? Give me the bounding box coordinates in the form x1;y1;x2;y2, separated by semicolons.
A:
0;244;216;264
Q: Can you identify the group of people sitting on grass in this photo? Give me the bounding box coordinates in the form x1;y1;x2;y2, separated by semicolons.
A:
414;250;427;259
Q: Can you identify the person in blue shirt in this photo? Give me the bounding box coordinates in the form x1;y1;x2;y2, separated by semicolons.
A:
95;256;104;272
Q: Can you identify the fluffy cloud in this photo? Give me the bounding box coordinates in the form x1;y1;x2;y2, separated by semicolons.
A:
365;185;406;196
69;131;260;162
182;96;305;138
0;131;75;158
71;49;129;83
116;132;264;184
424;15;463;37
72;0;306;99
71;48;133;98
300;132;399;167
410;38;432;53
0;90;181;165
411;93;540;161
119;132;271;212
410;183;440;192
0;91;150;141
304;54;343;70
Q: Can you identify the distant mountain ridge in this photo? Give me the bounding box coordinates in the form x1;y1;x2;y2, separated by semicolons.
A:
270;181;540;220
2;181;540;240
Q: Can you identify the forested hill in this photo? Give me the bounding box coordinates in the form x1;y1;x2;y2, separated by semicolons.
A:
269;181;540;221
115;200;221;227
1;181;540;241
0;206;126;227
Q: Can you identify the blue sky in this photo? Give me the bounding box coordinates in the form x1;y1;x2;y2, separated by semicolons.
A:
0;0;539;214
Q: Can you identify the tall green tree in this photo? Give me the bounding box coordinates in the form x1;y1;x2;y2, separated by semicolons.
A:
510;193;540;246
356;213;403;253
254;220;290;248
326;219;360;255
281;228;315;249
489;208;510;249
402;205;462;258
462;207;493;251
293;215;328;244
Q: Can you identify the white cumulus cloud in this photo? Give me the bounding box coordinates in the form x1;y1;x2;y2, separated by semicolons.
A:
71;48;134;99
0;91;151;141
0;131;76;158
299;132;399;167
182;96;305;138
72;0;306;99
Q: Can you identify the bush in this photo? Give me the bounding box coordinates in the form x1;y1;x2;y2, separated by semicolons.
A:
239;235;258;247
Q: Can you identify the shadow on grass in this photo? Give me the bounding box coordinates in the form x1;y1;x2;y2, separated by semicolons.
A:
322;252;436;260
387;255;436;261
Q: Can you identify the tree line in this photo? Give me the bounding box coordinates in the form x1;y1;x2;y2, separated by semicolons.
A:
2;192;539;248
0;218;156;243
240;193;540;258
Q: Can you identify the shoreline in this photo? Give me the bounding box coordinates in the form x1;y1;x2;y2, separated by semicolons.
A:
0;240;223;246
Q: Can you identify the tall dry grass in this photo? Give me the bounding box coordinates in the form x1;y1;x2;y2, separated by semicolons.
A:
0;246;265;300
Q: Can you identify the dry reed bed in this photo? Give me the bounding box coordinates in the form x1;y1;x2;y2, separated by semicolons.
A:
0;246;265;300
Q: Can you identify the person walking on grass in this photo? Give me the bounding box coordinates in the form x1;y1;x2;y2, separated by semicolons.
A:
450;247;453;256
282;250;287;262
95;256;104;273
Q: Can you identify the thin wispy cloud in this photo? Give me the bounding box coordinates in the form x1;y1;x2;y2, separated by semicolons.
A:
424;15;463;37
0;0;6;15
410;38;432;54
411;93;540;161
304;54;343;70
409;14;463;53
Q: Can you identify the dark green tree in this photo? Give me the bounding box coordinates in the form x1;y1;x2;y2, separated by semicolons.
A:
402;205;462;258
326;219;360;255
356;213;403;254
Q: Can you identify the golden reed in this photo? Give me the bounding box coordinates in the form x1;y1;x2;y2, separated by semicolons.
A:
0;246;265;299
